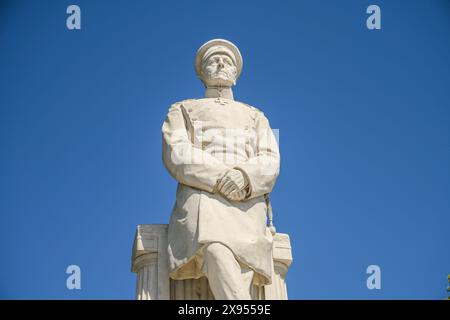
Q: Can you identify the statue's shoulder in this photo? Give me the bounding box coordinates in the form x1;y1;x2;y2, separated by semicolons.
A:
235;100;264;116
168;98;197;110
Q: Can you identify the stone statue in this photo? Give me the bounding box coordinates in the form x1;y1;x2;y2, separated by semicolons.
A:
162;39;280;299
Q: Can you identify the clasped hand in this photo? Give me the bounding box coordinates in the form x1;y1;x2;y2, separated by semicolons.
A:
215;169;249;201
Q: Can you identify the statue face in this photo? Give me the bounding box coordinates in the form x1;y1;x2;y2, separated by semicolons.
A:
201;53;237;87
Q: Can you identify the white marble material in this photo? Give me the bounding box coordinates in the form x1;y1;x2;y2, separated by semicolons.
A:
264;233;292;300
131;224;292;300
131;224;170;300
163;40;281;295
137;39;289;300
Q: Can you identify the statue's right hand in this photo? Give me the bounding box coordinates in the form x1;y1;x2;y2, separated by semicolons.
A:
226;188;247;201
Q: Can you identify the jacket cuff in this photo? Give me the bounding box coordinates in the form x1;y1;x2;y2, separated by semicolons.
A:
233;167;252;199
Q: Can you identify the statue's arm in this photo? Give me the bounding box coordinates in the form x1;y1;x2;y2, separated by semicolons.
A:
162;103;230;193
235;112;280;199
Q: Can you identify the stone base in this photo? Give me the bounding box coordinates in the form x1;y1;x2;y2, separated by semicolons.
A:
131;224;293;300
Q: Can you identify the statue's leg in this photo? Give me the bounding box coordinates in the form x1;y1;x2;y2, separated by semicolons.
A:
201;242;254;300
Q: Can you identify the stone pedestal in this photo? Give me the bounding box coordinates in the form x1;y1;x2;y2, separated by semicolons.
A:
131;224;293;300
264;233;292;300
131;225;170;300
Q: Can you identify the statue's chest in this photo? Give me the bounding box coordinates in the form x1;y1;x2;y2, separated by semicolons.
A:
184;101;256;129
181;100;259;156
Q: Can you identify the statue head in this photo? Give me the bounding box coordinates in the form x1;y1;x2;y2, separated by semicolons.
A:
195;39;243;88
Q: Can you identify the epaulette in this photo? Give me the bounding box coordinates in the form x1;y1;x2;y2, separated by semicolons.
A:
239;101;258;111
169;98;196;109
240;102;264;117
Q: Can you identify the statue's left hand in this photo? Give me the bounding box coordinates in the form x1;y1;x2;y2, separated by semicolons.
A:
216;169;249;201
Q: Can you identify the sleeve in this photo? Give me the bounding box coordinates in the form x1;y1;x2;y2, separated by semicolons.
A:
235;111;280;199
162;102;230;193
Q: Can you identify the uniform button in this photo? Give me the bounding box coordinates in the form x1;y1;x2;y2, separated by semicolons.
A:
188;108;193;112
191;118;197;121
245;125;249;130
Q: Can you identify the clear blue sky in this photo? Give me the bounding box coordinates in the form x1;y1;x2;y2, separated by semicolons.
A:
1;0;449;299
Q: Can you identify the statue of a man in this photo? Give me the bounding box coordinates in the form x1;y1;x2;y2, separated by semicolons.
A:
162;39;280;299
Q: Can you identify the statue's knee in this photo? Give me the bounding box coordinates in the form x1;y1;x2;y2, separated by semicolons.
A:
203;242;229;259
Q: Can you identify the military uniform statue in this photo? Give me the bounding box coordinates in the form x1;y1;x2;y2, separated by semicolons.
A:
162;39;280;299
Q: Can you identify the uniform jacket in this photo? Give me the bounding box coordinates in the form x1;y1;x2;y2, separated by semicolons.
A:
162;97;280;285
